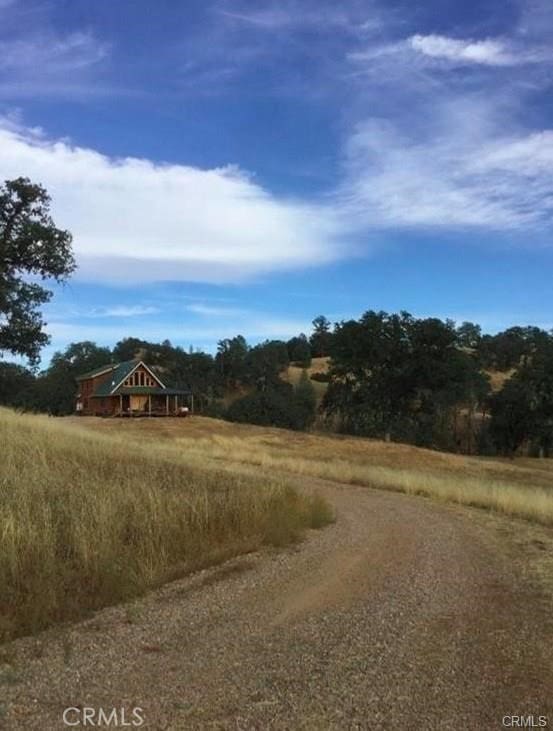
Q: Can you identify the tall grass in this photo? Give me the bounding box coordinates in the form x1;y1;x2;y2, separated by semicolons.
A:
169;433;553;527
0;409;332;641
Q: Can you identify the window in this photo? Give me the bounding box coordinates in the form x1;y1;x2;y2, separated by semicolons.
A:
123;369;157;388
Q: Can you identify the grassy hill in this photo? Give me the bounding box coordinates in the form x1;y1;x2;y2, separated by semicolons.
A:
72;412;553;529
0;408;331;641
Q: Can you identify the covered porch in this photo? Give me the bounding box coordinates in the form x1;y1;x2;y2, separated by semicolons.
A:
115;387;193;417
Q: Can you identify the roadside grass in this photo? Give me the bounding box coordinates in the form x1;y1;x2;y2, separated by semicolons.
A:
68;415;553;528
180;438;553;526
0;408;332;642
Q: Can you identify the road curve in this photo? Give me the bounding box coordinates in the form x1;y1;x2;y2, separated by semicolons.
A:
3;480;553;730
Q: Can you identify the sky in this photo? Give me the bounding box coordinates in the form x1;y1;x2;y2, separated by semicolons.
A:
1;0;553;363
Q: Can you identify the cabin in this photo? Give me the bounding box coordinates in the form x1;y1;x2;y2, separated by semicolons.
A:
75;360;192;417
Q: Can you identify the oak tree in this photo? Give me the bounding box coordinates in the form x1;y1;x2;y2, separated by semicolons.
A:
0;177;75;364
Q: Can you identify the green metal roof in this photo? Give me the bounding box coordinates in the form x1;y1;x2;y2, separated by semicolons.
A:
78;359;187;397
76;362;122;381
89;360;141;397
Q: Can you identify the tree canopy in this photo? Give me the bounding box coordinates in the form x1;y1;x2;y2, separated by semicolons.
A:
0;178;75;364
323;310;490;448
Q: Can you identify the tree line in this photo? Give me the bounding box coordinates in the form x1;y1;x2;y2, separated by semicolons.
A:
322;312;553;457
1;313;553;455
0;328;322;431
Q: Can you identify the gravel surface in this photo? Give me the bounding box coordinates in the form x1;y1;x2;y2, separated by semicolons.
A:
1;479;553;730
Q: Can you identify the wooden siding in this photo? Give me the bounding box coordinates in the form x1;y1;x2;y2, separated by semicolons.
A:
77;370;119;415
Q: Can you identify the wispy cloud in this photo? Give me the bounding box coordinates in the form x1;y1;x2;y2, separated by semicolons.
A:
340;1;553;232
3;0;553;289
87;306;160;318
0;0;111;99
173;0;387;98
338;98;553;230
45;314;312;352
0;31;108;74
217;3;376;34
218;8;299;29
186;303;247;317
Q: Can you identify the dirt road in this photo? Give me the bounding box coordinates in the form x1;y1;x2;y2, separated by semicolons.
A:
3;480;553;730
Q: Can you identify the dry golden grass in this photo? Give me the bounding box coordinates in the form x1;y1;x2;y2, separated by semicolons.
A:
282;357;330;403
486;368;516;392
69;414;553;528
284;357;329;382
0;408;332;641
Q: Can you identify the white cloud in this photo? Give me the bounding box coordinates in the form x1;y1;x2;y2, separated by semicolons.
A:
409;34;516;66
408;33;553;68
351;33;552;70
0;121;341;283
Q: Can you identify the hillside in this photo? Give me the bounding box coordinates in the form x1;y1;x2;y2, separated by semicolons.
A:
281;356;329;403
68;412;553;526
0;408;331;641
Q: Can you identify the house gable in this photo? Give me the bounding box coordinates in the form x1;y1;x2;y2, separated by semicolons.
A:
115;362;165;392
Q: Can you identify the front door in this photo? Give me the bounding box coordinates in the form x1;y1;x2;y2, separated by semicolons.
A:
130;395;148;412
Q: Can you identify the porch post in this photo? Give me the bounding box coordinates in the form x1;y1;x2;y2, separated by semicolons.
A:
165;394;169;416
174;394;178;415
190;393;194;414
148;394;151;416
119;394;122;416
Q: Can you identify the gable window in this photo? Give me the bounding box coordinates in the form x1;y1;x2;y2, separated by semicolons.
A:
121;367;159;389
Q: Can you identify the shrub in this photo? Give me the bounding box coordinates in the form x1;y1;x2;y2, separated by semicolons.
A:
225;375;316;431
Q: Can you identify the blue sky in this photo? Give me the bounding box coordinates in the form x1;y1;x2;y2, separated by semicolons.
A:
1;0;553;362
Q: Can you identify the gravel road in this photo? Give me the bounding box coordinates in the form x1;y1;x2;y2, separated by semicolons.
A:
2;480;553;730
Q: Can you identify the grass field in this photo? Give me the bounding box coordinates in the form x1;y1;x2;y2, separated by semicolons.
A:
68;413;553;528
0;408;332;641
